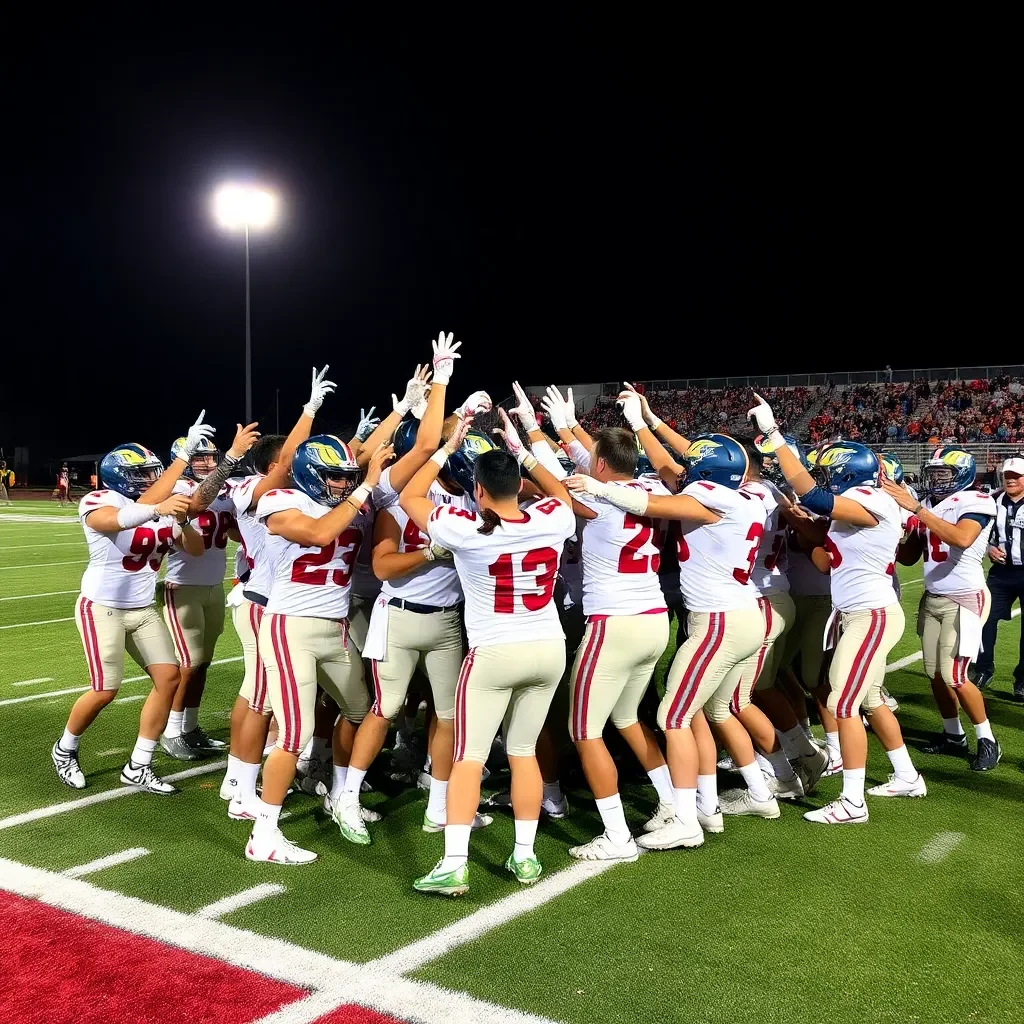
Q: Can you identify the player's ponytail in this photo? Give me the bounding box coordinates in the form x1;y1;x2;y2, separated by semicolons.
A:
477;508;502;536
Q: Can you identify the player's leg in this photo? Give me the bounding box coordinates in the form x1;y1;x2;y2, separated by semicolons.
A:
161;585;200;759
920;593;966;755
181;584;226;750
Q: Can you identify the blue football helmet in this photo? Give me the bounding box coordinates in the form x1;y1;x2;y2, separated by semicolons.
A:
922;446;975;500
391;417;419;459
755;432;807;485
635;453;657;479
170;435;221;481
100;443;164;499
879;451;905;485
449;430;499;493
814;441;880;494
680;434;748;490
292;434;360;507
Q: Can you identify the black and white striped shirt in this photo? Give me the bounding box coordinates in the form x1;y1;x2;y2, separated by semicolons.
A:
990;491;1024;567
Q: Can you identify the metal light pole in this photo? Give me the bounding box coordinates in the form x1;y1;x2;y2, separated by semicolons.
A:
245;222;252;422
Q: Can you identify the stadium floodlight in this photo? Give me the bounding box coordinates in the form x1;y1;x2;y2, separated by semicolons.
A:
211;182;280;421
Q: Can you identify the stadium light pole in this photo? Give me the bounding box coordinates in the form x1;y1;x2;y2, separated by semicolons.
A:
211;184;279;422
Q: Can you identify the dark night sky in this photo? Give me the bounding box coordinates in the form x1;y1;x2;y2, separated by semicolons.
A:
2;26;1013;463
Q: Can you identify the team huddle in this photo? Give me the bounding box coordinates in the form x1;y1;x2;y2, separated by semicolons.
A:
51;333;1005;896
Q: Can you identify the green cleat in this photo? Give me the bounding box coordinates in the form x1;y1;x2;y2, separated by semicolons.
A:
505;853;543;885
331;792;371;845
413;859;470;897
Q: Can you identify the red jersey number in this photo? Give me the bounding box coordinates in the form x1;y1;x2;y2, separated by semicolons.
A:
290;528;361;587
618;514;660;574
732;523;765;584
122;526;175;572
488;547;559;613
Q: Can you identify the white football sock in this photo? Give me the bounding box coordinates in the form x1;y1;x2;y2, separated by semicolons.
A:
696;773;718;812
825;731;841;759
542;781;564;805
841;767;866;804
738;761;772;801
513;818;540;860
782;724;818;758
342;765;367;794
237;760;260;804
672;786;698;822
59;728;81;753
766;748;797;781
224;754;241;789
755;751;775;777
253;799;282;840
974;719;994;743
182;707;199;733
130;737;157;767
330;764;348;803
595;794;631;845
886;744;918;782
647;764;673;804
164;710;184;739
439;823;471;872
942;716;965;737
426;777;448;822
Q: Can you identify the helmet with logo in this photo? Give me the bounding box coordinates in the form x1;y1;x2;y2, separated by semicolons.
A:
755;432;806;486
170;435;222;481
292;435;361;507
680;434;748;490
879;451;905;485
391;417;420;460
922;446;975;500
100;443;165;499
447;429;499;493
813;441;880;494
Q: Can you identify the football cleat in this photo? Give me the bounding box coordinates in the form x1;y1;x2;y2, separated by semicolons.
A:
51;742;86;790
417;770;432;792
331;792;371;844
120;762;177;795
719;789;781;819
716;754;740;772
767;773;805;801
296;755;330;795
821;750;844;777
969;666;993;689
245;828;318;865
505;852;544;884
803;797;869;825
569;832;639;863
422;810;493;834
316;783;382;822
636;817;704;851
1013;679;1024;701
642;800;676;833
159;734;198;761
970;738;1001;772
696;804;724;834
182;726;225;751
867;773;927;798
484;791;567;820
922;732;968;756
795;748;828;794
413;859;470;896
228;797;257;821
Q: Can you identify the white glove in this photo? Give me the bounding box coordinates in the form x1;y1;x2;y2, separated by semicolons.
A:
431;331;462;386
355;406;380;442
747;392;779;437
423;542;453;562
393;364;431;416
616;392;646;432
543;385;577;429
622;382;660;429
493;408;532;466
509;381;539;432
303;366;337;418
456;390;493;419
182;410;216;457
411;388;431;420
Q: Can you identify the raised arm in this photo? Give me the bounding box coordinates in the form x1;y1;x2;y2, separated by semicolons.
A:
493;408;574;509
617;390;684;491
139;410;216;505
355;363;432;469
189;422;261;515
399;416;471;533
622;382;689;455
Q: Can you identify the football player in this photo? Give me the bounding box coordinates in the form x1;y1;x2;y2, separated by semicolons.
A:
246;437;394;864
51;413;214;793
159;423;260;759
403;422;576;896
883;447;1000;770
751;394;925;824
57;464;70;506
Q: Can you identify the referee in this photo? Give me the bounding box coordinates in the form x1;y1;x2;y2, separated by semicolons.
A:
974;456;1024;698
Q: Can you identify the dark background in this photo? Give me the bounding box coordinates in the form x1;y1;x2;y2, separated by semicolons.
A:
1;25;1012;463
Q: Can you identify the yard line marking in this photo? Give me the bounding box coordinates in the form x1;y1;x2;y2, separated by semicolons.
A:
0;515;79;524
195;883;286;920
62;847;150;878
0;617;75;630
886;607;1019;674
916;831;965;864
0;589;80;601
0;656;243;706
367;857;621;974
0;559;88;570
12;677;54;687
114;694;146;704
0;541;85;549
95;748;127;757
0;761;227;830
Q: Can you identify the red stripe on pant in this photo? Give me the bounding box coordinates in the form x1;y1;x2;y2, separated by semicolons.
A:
370;660;384;717
666;612;724;730
572;618;605;741
952;656;969;689
250;603;266;712
165;588;191;669
78;597;102;690
270;615;299;752
453;648;477;763
731;599;772;715
278;617;302;754
836;609;884;718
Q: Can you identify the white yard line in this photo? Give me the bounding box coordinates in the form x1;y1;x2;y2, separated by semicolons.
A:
195;883;286;920
0;559;88;570
62;847;150;878
0;541;85;549
114;694;146;704
95;748;127;757
886;606;1019;674
0;589;80;601
12;677;54;687
916;831;966;864
0;761;227;831
0;617;75;630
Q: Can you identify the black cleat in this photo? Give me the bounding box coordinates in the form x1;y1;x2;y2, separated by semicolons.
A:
922;732;969;756
970;667;993;690
1013;679;1024;701
970;738;1002;772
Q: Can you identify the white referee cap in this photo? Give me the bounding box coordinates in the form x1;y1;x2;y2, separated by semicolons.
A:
1002;456;1024;475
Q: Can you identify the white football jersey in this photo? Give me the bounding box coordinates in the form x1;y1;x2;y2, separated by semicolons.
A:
164;478;236;587
921;489;996;595
740;479;790;596
257;488;362;619
78;490;179;609
575;478;671;617
825;486;902;612
231;474;275;599
676;481;765;612
427;495;576;648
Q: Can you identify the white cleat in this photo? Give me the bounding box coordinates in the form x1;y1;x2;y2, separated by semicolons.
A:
804;797;869;824
245;828;318;865
696;803;725;834
119;762;176;795
636;816;704;851
296;755;330;795
642;800;676;833
228;797;257;821
796;748;828;794
569;832;640;863
867;773;927;798
541;794;568;819
821;751;844;777
719;789;781;819
316;783;382;822
422;810;493;834
51;742;86;789
767;773;805;801
716;754;739;772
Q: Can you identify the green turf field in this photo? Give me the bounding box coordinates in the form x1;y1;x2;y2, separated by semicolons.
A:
2;499;1023;1024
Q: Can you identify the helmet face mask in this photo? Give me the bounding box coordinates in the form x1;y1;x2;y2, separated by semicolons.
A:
189;453;219;481
922;446;975;500
320;469;361;505
292;435;361;508
923;464;957;499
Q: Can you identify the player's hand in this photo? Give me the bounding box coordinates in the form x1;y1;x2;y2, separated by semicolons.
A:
509;381;539;432
228;422;261;459
616;392;646;432
364;442;395;488
425;542;454;561
304;366;337;418
157;494;191;518
456;390;492;419
355;407;380;442
541;385;577;430
747;392;778;436
880;476;918;511
564;474;601;495
441;414;474;457
431;330;462;386
621;382;659;428
394;363;432;416
182;410;216;457
988;545;1007;564
492;407;527;461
